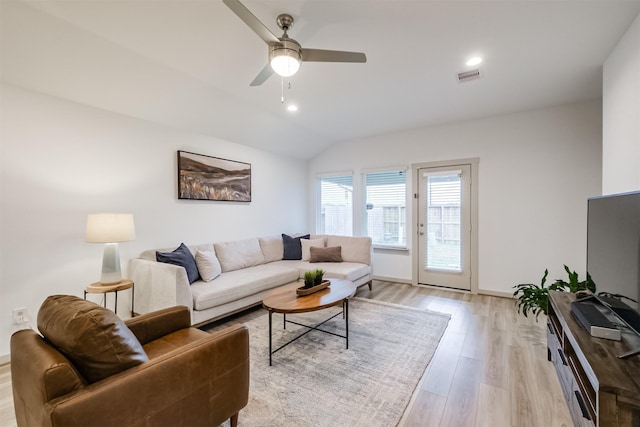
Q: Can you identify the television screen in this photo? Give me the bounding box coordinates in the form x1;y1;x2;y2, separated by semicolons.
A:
587;191;640;311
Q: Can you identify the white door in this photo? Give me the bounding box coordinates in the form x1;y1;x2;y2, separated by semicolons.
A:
417;165;471;290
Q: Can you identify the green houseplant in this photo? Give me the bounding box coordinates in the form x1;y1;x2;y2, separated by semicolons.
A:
313;269;325;286
302;269;327;291
303;271;316;289
513;265;596;320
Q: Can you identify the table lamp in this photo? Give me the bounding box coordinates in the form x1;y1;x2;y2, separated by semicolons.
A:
86;213;135;285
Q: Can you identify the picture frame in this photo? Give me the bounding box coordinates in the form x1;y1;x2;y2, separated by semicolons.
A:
177;150;251;202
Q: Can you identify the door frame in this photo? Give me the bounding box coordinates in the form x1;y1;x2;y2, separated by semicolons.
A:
411;158;479;293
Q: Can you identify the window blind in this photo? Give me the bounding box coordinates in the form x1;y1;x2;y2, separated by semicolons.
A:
364;170;407;247
318;175;353;236
425;172;462;271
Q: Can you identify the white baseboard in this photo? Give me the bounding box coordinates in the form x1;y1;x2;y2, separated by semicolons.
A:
478;289;514;299
372;276;412;285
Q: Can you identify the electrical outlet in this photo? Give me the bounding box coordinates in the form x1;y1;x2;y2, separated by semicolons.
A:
12;307;29;325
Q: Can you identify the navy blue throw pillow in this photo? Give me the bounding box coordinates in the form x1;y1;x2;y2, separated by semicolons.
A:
282;234;310;260
282;234;311;259
156;243;200;284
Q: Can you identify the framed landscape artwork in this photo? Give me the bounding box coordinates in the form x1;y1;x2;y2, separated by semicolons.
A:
177;151;251;202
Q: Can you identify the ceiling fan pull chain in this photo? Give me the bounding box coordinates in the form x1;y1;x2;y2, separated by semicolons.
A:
281;76;284;103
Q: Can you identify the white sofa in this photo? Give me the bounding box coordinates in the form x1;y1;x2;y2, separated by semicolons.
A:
129;235;372;326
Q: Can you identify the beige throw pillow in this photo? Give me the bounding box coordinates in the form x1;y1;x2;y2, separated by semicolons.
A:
214;238;265;272
301;238;325;261
310;246;343;263
195;250;222;282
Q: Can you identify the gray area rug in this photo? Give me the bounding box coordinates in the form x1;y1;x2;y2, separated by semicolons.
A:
215;298;450;427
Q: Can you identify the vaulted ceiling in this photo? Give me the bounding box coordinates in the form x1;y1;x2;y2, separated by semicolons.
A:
2;0;640;159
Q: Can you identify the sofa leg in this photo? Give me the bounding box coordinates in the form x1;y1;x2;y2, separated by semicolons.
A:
368;281;372;291
230;413;239;427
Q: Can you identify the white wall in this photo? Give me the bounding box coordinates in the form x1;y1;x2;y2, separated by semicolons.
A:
0;84;308;358
309;102;602;295
603;12;640;194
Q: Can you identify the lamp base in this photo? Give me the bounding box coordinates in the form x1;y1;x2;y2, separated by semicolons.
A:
100;243;122;285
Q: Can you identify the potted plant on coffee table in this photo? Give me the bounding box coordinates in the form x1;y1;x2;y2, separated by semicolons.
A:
297;269;330;296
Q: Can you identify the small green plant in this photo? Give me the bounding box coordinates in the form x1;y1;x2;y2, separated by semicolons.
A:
304;271;316;288
513;265;596;320
303;269;326;288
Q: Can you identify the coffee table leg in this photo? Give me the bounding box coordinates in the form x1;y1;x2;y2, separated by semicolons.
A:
283;313;286;330
345;299;349;349
269;309;273;366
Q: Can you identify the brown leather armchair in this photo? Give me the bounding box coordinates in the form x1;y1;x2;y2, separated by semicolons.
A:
11;295;249;427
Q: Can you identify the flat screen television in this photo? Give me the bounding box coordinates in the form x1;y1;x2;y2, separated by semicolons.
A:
586;191;640;344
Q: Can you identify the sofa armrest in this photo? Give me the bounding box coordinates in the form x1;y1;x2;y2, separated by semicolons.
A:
128;258;194;322
125;306;191;345
45;324;250;427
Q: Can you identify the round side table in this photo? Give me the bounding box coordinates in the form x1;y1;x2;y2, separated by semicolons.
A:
84;279;134;316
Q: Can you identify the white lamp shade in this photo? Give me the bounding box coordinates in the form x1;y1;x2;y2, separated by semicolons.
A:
86;213;135;243
270;49;301;77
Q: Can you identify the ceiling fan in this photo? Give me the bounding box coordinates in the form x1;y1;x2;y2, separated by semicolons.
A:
223;0;367;86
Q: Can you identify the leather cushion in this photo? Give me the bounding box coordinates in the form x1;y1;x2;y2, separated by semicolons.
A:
310;246;343;263
37;295;148;383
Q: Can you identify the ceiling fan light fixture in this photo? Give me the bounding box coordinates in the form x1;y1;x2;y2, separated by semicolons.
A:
270;41;301;77
466;56;483;66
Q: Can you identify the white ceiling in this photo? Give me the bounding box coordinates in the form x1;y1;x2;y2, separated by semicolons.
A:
2;0;640;159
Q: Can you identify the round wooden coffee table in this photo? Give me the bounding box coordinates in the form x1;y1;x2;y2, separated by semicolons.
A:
262;278;356;366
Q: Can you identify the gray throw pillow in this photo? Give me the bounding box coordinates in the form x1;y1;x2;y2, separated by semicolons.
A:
282;233;310;260
156;243;200;284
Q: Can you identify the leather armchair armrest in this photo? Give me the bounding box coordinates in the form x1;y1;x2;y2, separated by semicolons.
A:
125;306;191;345
46;324;250;427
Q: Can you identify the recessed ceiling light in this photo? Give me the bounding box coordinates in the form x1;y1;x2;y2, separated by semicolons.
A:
466;57;483;66
287;104;298;112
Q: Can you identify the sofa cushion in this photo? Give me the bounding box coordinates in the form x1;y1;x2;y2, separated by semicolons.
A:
156;243;200;284
195;250;222;282
259;236;283;263
282;233;310;260
190;264;299;310
301;238;325;261
214;238;265;273
271;260;370;283
37;295;148;383
310;245;343;263
326;236;372;265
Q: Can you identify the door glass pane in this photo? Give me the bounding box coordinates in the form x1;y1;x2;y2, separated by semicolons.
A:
425;173;461;271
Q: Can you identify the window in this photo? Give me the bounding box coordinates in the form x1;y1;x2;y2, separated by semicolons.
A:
318;175;353;236
363;170;407;248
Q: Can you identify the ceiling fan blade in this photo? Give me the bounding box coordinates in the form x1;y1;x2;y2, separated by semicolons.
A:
249;63;274;86
223;0;280;45
301;48;367;63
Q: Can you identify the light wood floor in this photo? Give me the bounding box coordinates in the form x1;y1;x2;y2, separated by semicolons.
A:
0;280;572;427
